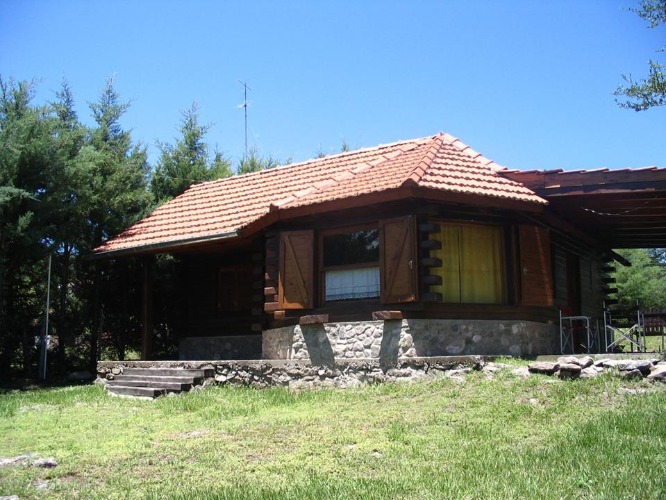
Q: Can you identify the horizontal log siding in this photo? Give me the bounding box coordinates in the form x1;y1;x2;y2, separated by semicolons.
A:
264;231;281;318
184;248;256;338
551;235;609;319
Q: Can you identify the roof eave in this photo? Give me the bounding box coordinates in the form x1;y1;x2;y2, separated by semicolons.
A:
89;230;240;260
240;185;547;236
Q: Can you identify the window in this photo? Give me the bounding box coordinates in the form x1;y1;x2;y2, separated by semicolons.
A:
322;228;380;301
218;264;253;312
430;223;504;304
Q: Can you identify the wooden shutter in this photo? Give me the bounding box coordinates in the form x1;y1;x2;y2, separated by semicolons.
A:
278;230;314;309
519;224;554;307
380;216;417;303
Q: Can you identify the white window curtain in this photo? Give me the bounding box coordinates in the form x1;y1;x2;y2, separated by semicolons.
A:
325;267;380;301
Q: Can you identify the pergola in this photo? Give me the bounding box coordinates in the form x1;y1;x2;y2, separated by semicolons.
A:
504;167;666;249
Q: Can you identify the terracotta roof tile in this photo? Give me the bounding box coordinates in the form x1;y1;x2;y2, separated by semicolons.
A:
94;132;546;255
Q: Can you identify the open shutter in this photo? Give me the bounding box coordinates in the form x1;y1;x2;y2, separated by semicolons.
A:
380;216;417;303
519;224;554;307
278;230;314;309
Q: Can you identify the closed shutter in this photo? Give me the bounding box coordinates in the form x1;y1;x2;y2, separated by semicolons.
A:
380;216;417;303
519;224;554;307
278;230;314;309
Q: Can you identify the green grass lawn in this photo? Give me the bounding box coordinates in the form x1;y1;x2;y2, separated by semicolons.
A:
1;365;665;499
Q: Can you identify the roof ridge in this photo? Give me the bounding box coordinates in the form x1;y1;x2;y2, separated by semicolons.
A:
275;134;435;170
401;134;444;187
269;136;436;210
185;134;440;192
440;133;507;173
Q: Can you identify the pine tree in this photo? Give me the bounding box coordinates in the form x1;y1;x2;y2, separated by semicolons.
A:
151;103;232;202
0;77;53;374
236;146;280;175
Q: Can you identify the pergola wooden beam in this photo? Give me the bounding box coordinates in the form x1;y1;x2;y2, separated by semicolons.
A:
141;257;154;360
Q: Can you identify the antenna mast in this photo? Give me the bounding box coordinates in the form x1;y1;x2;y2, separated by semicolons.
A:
238;80;251;160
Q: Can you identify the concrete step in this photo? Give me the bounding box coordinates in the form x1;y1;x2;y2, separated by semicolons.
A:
123;368;214;378
106;379;193;392
106;385;166;399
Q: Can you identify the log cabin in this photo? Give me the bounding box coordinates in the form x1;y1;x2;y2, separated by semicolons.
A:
93;132;666;361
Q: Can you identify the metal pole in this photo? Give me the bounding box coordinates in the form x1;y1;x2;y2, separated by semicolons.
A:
39;254;52;380
238;80;251;161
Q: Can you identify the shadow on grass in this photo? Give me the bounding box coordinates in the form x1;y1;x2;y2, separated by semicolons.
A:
0;376;94;394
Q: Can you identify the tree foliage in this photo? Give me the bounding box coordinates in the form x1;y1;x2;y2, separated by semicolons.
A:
151;103;232;201
0;75;282;379
0;76;152;377
236;146;281;175
612;248;666;310
615;0;666;111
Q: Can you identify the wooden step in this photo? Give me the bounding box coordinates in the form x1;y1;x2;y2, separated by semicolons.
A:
113;374;201;384
104;367;214;398
106;379;193;392
106;385;166;399
122;368;214;378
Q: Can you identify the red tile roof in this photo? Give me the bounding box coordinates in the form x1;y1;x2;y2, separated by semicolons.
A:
94;132;546;255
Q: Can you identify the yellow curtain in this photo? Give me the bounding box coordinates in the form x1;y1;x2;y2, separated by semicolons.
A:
431;224;503;304
460;225;502;303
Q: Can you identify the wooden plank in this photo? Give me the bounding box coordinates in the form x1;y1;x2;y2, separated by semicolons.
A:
421;257;442;268
141;257;153;361
279;230;314;309
372;310;403;320
264;287;277;296
299;314;329;325
264;302;282;312
252;252;263;262
420;239;442;250
380;216;417;304
421;292;443;302
421;274;442;286
519;225;554;307
418;223;441;233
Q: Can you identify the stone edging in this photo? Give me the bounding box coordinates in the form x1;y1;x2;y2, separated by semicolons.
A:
97;356;486;390
526;356;666;381
97;354;666;390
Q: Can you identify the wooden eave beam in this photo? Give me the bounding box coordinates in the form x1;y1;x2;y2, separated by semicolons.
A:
540;183;666;197
503;168;666;192
525;209;607;253
239;186;546;238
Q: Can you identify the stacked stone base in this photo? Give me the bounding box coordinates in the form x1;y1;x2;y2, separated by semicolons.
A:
527;356;666;381
97;355;666;392
97;357;485;390
262;319;558;362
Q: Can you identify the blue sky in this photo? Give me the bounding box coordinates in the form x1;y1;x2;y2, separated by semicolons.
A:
1;0;664;171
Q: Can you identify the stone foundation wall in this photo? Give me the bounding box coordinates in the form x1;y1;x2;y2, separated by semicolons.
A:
262;319;558;361
96;356;485;390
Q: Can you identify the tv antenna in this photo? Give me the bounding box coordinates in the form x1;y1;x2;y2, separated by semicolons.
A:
238;80;251;160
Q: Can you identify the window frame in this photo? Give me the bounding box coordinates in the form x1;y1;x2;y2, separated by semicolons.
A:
318;224;381;303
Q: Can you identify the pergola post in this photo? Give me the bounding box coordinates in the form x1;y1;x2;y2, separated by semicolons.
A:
141;256;154;360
